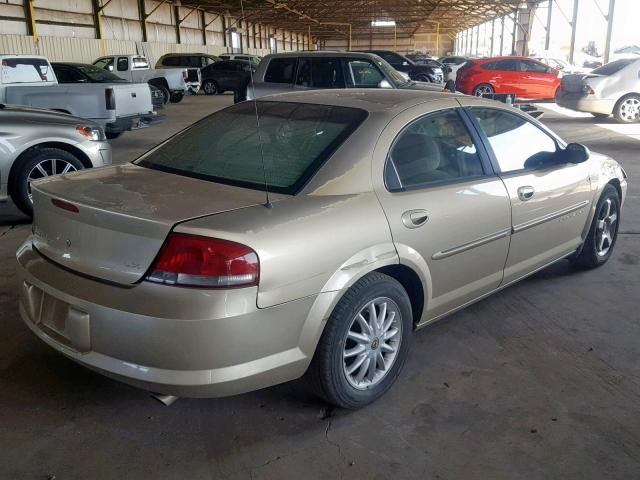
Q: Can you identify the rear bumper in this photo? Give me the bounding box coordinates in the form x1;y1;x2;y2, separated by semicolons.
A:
16;240;331;397
556;92;615;115
105;113;164;133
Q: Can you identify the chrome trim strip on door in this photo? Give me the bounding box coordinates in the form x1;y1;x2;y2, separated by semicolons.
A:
512;200;590;234
432;228;511;260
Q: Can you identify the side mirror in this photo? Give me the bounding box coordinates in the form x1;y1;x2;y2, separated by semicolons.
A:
563;143;590;164
378;79;392;89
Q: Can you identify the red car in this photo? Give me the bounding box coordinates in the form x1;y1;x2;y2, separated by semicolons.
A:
456;56;561;100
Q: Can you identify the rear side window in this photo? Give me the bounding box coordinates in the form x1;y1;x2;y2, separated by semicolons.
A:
1;58;55;83
132;57;149;69
53;66;84;83
520;60;550;73
385;109;484;191
264;57;297;83
493;59;518;71
162;56;179;66
470;108;557;172
312;58;345;88
117;57;129;71
136;101;368;195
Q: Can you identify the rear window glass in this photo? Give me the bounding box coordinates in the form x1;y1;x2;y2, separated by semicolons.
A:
136;101;368;195
591;59;634;76
1;58;55;83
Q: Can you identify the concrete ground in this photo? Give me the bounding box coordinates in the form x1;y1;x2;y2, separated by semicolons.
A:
1;95;639;480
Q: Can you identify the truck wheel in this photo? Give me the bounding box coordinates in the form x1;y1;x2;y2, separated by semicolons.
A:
169;92;184;103
156;85;170;105
106;132;122;140
11;148;84;216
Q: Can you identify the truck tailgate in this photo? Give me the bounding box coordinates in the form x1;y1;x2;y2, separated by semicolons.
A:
112;83;153;116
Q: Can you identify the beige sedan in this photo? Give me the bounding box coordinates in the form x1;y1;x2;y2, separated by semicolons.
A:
17;90;627;408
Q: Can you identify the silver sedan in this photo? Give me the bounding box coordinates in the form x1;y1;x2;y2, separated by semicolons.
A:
0;105;111;215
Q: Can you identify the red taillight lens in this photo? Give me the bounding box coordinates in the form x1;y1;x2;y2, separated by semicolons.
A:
146;233;259;288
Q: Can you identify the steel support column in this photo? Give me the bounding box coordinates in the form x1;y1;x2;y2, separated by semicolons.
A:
545;0;553;51
490;19;495;56
511;12;517;55
24;0;38;45
603;0;616;63
500;16;505;55
174;5;181;44
569;0;579;64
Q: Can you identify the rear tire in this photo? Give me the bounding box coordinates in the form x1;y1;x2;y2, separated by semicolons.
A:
155;85;170;105
169;92;184;103
11;148;84;216
613;94;640;123
472;83;494;97
570;184;620;269
202;79;218;95
306;272;413;409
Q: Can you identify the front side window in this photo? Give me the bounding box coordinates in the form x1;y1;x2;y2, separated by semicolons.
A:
264;57;297;83
93;57;114;71
385;109;484;191
343;59;384;87
470;108;558;173
295;58;311;86
136;101;368;195
520;60;550;73
117;57;129;71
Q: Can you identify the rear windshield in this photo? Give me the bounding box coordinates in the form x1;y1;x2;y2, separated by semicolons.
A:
136;101;368;194
1;58;55;83
592;59;634;76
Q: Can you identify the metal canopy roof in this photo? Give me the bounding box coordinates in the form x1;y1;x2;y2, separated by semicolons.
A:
181;1;535;38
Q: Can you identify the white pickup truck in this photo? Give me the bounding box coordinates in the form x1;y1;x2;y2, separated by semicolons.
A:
0;55;159;139
93;55;188;104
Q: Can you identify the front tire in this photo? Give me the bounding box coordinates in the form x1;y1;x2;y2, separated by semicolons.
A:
570;184;620;269
613;94;640;123
472;83;494;97
105;131;122;140
155;85;170;105
306;272;412;408
11;147;84;216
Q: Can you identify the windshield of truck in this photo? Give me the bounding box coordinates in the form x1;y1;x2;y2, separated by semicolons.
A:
78;64;127;83
1;58;55;84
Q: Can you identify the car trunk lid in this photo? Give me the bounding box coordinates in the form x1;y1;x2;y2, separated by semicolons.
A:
30;163;277;285
561;73;605;93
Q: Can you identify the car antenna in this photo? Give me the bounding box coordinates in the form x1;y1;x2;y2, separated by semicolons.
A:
240;0;272;209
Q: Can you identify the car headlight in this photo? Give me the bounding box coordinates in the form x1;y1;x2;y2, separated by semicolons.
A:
76;125;106;141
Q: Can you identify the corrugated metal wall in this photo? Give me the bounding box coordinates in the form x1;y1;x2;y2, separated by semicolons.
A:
0;0;301;65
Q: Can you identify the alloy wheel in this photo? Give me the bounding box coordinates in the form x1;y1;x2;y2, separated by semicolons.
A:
474;85;493;97
595;197;618;257
342;297;402;390
619;98;640;122
27;158;77;202
203;81;217;95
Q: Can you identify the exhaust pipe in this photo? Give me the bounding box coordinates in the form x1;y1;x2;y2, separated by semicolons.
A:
151;393;179;406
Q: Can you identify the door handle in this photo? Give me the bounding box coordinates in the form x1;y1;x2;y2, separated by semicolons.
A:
517;186;535;201
402;209;429;229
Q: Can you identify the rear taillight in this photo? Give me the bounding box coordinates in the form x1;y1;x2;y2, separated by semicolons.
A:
582;84;595;95
105;88;116;110
146;233;259;288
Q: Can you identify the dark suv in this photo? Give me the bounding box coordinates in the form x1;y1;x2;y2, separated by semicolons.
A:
357;50;444;83
247;51;445;100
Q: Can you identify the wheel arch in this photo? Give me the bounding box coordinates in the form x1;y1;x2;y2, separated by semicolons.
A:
7;142;91;196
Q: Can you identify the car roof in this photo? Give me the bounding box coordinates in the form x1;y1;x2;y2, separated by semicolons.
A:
262;51;381;59
51;62;90;67
257;89;466;114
